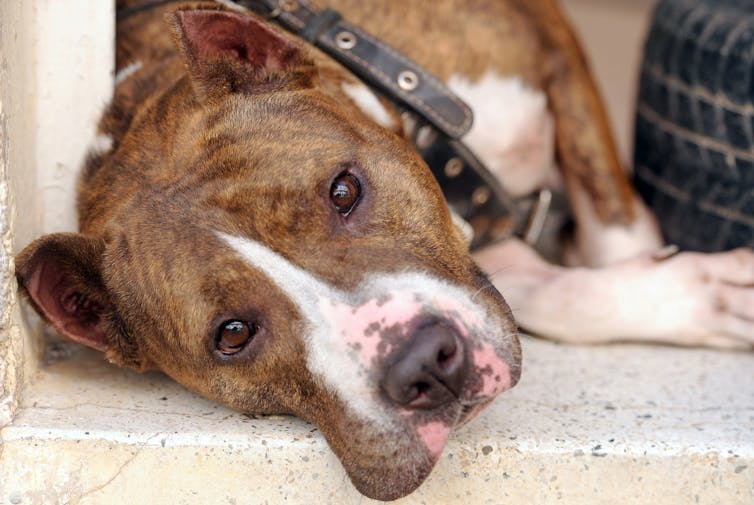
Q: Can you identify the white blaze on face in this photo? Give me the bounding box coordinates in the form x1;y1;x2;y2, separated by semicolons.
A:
218;232;514;439
448;71;557;197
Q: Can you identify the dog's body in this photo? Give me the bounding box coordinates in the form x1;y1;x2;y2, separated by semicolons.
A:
15;0;754;500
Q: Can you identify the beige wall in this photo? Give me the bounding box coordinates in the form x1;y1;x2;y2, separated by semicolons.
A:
0;1;114;425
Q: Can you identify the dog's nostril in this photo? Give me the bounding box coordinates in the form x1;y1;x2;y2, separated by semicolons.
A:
381;323;469;410
437;342;457;366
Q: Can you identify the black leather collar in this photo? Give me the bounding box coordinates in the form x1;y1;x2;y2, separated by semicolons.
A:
118;0;560;249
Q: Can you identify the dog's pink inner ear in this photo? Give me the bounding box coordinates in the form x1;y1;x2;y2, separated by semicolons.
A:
18;241;111;352
177;10;301;72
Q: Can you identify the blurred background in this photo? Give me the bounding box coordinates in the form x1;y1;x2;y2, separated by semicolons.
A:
563;0;657;163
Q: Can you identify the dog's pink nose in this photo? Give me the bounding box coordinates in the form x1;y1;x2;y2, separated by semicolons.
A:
380;322;469;409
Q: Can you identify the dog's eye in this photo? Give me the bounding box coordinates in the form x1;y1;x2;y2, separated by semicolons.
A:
330;173;361;216
216;320;256;355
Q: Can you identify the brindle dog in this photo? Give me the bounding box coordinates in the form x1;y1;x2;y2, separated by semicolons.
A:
15;0;754;500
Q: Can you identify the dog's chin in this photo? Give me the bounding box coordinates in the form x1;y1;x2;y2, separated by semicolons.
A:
335;396;499;501
347;458;434;501
340;442;437;501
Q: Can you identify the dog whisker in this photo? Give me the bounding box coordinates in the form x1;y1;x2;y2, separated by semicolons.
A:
485;264;516;280
471;281;497;302
470;264;519;301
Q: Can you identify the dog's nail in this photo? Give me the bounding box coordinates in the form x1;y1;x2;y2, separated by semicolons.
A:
651;244;679;261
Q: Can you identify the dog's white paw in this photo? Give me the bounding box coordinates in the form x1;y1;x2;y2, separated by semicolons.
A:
633;248;754;349
475;240;754;349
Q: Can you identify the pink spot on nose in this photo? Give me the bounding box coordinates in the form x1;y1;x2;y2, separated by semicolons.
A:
472;342;512;397
319;296;425;365
416;421;451;459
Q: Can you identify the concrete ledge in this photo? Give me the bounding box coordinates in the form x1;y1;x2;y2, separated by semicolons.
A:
1;337;752;504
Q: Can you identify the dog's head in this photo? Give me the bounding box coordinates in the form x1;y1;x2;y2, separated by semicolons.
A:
15;7;521;500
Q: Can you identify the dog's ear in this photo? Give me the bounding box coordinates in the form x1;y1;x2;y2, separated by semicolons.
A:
170;7;317;103
15;233;147;368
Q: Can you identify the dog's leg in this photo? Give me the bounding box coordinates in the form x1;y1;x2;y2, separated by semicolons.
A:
474;238;754;349
516;0;662;266
564;183;663;267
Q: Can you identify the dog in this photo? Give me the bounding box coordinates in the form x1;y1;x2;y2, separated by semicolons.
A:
14;0;754;500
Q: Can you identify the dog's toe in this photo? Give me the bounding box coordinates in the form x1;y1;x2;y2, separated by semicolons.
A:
712;284;754;348
700;248;754;286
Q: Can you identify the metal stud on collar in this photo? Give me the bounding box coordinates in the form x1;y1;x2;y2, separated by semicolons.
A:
279;0;298;12
471;186;491;206
444;157;463;178
335;31;357;49
268;0;298;18
397;70;419;91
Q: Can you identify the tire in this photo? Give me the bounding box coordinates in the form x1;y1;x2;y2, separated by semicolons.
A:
634;0;754;252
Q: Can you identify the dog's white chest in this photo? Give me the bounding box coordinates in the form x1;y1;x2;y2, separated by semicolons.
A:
447;71;557;197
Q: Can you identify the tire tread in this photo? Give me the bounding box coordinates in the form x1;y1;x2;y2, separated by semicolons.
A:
635;0;754;251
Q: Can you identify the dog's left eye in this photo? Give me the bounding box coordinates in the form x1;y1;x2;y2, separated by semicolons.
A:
330;173;361;216
216;320;256;355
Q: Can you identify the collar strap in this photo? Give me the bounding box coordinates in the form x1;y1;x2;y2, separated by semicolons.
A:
236;0;473;139
403;112;524;248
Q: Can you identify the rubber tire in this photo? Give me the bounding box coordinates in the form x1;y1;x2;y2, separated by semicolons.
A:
634;0;754;252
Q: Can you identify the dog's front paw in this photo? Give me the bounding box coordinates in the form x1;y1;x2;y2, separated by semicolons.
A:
644;248;754;349
475;240;754;349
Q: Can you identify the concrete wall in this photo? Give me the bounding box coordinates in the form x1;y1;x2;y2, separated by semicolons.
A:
0;0;38;427
0;0;114;425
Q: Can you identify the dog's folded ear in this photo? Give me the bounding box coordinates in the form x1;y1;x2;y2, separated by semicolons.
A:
170;7;317;103
15;233;145;368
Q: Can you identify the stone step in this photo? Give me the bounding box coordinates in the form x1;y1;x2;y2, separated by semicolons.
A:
1;337;752;504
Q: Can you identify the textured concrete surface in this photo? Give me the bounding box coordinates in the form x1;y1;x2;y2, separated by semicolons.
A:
0;0;114;428
2;337;752;504
0;0;36;427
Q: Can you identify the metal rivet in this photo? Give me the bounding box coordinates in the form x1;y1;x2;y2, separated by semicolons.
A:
335;31;357;50
444;157;463;178
471;186;491;207
397;70;419;91
415;125;437;149
401;111;418;136
279;0;298;12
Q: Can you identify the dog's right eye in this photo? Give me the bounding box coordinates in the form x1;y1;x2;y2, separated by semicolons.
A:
330;173;361;216
216;320;256;355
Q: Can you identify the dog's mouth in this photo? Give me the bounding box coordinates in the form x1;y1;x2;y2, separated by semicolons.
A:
457;396;494;426
312;301;519;499
330;391;505;501
325;346;517;501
